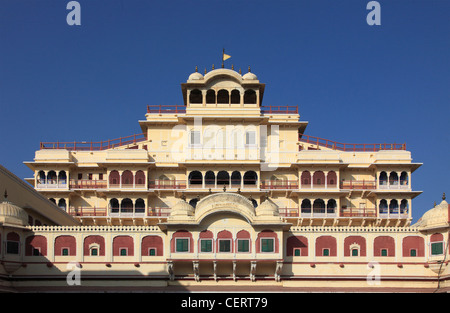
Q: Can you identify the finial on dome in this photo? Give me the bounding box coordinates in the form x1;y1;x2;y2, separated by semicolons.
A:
212;64;215;70
195;66;198;72
223;185;226;192
181;192;186;201
231;64;234;70
239;68;242;74
3;190;7;200
443;192;446;201
204;68;207;74
248;66;251;73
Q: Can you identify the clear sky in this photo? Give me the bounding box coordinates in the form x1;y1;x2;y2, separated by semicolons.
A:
0;0;449;223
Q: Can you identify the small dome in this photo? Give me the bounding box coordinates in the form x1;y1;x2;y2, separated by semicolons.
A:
0;199;28;227
188;70;204;81
413;195;449;230
255;199;279;217
170;200;195;217
242;72;257;80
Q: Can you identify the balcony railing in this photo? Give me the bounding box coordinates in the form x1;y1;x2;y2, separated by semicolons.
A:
261;105;298;114
67;207;171;217
339;207;377;217
379;181;410;190
148;180;187;189
40;133;147;151
298;133;406;152
146;104;299;115
69;179;107;189
261;180;299;189
340;180;377;190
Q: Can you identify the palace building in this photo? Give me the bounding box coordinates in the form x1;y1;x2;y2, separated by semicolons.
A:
0;66;449;292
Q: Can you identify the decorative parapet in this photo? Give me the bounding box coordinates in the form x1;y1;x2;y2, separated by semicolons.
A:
29;225;162;233
289;226;421;233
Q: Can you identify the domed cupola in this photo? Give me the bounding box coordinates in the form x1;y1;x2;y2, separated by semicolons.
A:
242;66;258;80
413;193;449;230
255;198;279;217
0;190;28;227
169;199;195;217
188;66;204;81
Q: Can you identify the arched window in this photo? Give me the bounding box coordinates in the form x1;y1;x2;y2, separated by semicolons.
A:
374;236;395;257
327;171;337;187
379;171;388;186
301;199;311;214
47;170;57;184
301;171;311;187
327;199;337;214
400;199;408;214
379;199;388;215
58;171;67;184
6;232;20;255
122;170;133;187
135;198;145;214
113;235;134;256
230;90;240;104
25;235;47;256
121;198;133;213
205;171;215;187
400;172;408;186
217;89;229;104
313;199;326;214
217;171;230;186
109;170;120;186
84;235;105;256
313;171;325;187
231;171;241;187
58;199;67;210
389;199;399;214
188;171;202;185
110;198;119;214
236;230;251;253
49;198;56;204
286;236;308;256
243;171;257;186
135;170;145;186
244;89;256;104
38;170;46;184
189;89;202;104
250;198;258;208
389;172;398;185
206;89;216;104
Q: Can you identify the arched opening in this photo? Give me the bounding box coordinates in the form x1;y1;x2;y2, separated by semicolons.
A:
217;171;230;186
327;199;337;214
204;171;215;188
49;198;56;204
243;171;257;186
327;171;337;187
58;199;66;210
313;199;326;215
301;199;311;215
121;198;133;214
189;89;202;104
38;170;46;184
244;89;256;104
400;199;408;214
231;171;242;187
389;199;399;214
110;198;119;214
230;90;240;104
379;199;388;215
188;171;202;186
122;170;133;187
47;170;57;184
389;172;398;185
379;171;388;186
135;198;145;214
109;170;120;186
313;171;325;187
58;171;67;184
217;89;229;104
135;170;145;186
206;90;216;104
400;171;408;186
250;198;258;208
301;171;311;187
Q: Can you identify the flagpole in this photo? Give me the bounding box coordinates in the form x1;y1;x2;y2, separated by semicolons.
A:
222;48;225;68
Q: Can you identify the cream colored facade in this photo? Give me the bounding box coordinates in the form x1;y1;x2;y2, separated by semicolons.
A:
0;67;448;292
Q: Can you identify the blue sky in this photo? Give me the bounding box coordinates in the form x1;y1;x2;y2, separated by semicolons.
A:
0;0;449;222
